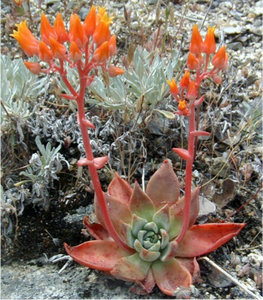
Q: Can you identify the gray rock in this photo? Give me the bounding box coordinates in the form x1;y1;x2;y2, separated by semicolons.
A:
79;7;90;20
227;42;243;51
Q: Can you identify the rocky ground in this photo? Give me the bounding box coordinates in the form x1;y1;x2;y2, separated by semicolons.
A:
1;0;262;299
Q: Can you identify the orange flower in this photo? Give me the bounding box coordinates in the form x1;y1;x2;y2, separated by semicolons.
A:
203;26;216;54
69;41;82;62
41;13;57;45
39;41;53;62
167;78;179;96
108;66;125;77
93;12;112;45
189;25;204;55
93;41;110;62
24;61;41;74
187;53;200;70
109;35;117;56
10;21;39;56
186;80;197;101
179;71;190;89
69;14;88;48
13;0;23;5
54;13;69;44
83;5;96;36
178;100;187;111
96;7;107;23
211;45;228;70
49;37;67;59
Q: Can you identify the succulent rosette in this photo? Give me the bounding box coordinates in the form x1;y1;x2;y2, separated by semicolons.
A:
65;160;245;295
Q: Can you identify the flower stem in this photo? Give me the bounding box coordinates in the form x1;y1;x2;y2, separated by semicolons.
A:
75;67;133;254
176;103;195;244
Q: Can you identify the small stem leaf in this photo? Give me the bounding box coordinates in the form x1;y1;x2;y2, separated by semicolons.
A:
172;148;192;161
82;117;95;129
190;130;210;137
94;156;109;169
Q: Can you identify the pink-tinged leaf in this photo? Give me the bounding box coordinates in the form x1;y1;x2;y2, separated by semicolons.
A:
64;240;129;270
190;130;210;137
152;258;192;296
169;187;200;240
129;269;155;295
194;95;205;106
160;240;179;262
83;215;112;241
77;158;92;167
146;160;180;210
82;117;95;129
95;193;132;236
176;257;201;283
129;182;155;221
110;253;151;282
172;148;192;161
153;204;170;232
176;223;246;257
94;156;108;169
108;172;132;204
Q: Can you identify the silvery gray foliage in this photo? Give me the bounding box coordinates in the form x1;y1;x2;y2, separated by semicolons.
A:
19;136;70;210
87;47;178;121
1;185;30;244
1;55;48;142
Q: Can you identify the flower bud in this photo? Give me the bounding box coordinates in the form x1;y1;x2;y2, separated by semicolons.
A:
108;66;125;77
24;61;41;74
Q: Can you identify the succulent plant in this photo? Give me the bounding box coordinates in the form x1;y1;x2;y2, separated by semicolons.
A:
65;160;245;295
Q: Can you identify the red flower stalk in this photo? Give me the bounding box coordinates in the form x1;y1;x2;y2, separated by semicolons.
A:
168;25;230;247
11;7;127;254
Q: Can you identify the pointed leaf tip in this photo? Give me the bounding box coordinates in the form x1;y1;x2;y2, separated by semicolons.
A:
173;148;192;161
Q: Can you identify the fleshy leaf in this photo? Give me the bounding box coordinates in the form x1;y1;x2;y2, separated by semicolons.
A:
83;215;112;241
119;220;135;248
153;204;170;231
146;160;180;210
129;182;155;221
176;257;201;283
144;222;158;233
64;240;129;271
111;253;151;281
160;240;178;262
131;215;148;236
160;229;169;249
95;193;132;235
139;247;161;262
129;269;155;295
176;223;246;257
152;258;192;296
108;172;132;204
169;187;200;240
134;239;143;253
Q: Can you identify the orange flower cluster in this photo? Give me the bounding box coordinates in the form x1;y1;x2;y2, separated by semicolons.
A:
167;25;228;116
11;7;124;77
